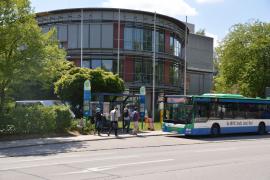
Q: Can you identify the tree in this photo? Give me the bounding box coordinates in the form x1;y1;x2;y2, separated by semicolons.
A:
0;0;67;117
214;21;270;97
196;29;206;36
9;60;75;100
54;68;125;117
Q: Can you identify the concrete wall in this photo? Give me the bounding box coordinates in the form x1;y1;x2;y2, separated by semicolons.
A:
186;33;213;95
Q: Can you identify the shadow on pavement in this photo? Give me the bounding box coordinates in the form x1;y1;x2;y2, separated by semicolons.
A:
0;140;86;157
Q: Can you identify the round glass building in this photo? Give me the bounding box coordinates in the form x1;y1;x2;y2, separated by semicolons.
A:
36;8;189;108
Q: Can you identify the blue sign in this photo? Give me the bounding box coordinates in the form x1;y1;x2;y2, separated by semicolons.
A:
139;95;145;118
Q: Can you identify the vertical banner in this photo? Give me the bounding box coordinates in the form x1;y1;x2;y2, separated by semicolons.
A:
83;80;91;119
140;86;146;129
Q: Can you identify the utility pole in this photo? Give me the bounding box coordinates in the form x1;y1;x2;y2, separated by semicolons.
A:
117;9;120;74
152;12;156;121
184;16;187;95
80;9;83;67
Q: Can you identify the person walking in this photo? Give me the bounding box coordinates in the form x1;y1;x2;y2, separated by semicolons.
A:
108;107;119;136
132;107;139;135
123;106;131;133
95;108;102;136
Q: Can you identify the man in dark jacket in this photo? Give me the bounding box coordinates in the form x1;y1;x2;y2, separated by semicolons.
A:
95;108;102;136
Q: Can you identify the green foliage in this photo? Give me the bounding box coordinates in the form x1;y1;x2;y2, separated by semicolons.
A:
54;68;125;116
0;105;72;135
195;28;206;36
0;0;68;117
52;105;73;133
9;105;56;134
214;21;270;97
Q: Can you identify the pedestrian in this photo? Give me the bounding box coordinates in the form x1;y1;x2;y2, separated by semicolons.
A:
123;106;131;133
132;107;139;135
145;112;154;131
108;107;119;136
95;108;102;136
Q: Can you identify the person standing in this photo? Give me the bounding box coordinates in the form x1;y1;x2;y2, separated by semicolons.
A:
123;106;131;133
108;107;119;136
95;108;102;136
132;107;139;135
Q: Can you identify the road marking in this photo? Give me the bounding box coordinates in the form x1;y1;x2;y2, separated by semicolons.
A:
0;152;116;164
57;158;174;175
0;155;139;171
193;147;237;153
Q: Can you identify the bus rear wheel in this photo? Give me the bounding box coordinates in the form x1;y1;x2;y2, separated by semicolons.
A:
211;124;220;137
258;122;266;135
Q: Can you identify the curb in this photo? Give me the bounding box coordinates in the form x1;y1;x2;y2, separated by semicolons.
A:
0;132;171;150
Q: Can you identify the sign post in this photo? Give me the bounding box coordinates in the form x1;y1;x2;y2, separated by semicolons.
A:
139;86;146;129
83;80;92;120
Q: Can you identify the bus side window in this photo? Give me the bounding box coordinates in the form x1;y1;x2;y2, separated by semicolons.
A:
196;103;209;118
218;105;225;119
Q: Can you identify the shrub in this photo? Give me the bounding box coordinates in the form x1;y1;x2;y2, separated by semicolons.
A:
0;105;73;136
11;105;56;134
53;105;73;133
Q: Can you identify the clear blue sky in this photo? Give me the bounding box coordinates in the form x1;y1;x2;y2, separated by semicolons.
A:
30;0;270;46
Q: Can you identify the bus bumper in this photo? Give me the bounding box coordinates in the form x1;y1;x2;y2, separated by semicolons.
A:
162;123;186;134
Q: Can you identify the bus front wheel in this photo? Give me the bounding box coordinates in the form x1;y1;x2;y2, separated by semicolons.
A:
258;122;266;135
211;124;220;137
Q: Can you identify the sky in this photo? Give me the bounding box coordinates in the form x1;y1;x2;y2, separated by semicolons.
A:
30;0;270;47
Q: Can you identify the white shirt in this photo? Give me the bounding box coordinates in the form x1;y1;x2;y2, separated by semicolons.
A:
110;109;118;121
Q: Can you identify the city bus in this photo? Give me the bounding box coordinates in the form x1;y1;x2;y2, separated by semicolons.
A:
162;93;270;136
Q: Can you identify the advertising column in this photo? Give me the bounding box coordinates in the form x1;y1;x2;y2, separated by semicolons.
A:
83;80;92;119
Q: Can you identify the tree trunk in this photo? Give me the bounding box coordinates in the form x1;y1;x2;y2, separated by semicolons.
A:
0;83;7;121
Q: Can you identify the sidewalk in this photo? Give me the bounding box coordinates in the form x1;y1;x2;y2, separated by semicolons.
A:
0;131;173;150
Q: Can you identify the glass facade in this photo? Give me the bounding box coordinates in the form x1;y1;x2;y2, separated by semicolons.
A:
169;34;182;57
38;9;186;93
123;27;172;54
134;58;152;83
131;57;180;87
169;63;180;86
82;59;117;73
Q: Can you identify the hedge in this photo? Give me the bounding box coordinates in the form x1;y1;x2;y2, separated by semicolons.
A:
0;105;73;135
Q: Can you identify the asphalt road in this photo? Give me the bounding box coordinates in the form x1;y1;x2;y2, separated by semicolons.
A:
1;134;270;180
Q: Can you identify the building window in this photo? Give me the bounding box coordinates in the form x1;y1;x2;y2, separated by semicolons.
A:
174;38;181;57
134;28;143;50
143;29;152;51
170;34;174;52
142;60;152;83
170;33;182;57
156;61;164;84
59;41;68;49
169;63;180;86
134;58;152;83
124;27;133;50
82;60;90;68
91;59;101;69
158;31;165;52
102;60;113;72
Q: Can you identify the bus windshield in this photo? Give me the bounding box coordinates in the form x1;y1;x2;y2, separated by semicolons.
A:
164;103;193;124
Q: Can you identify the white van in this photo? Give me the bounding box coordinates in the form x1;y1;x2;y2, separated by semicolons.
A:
15;100;75;118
